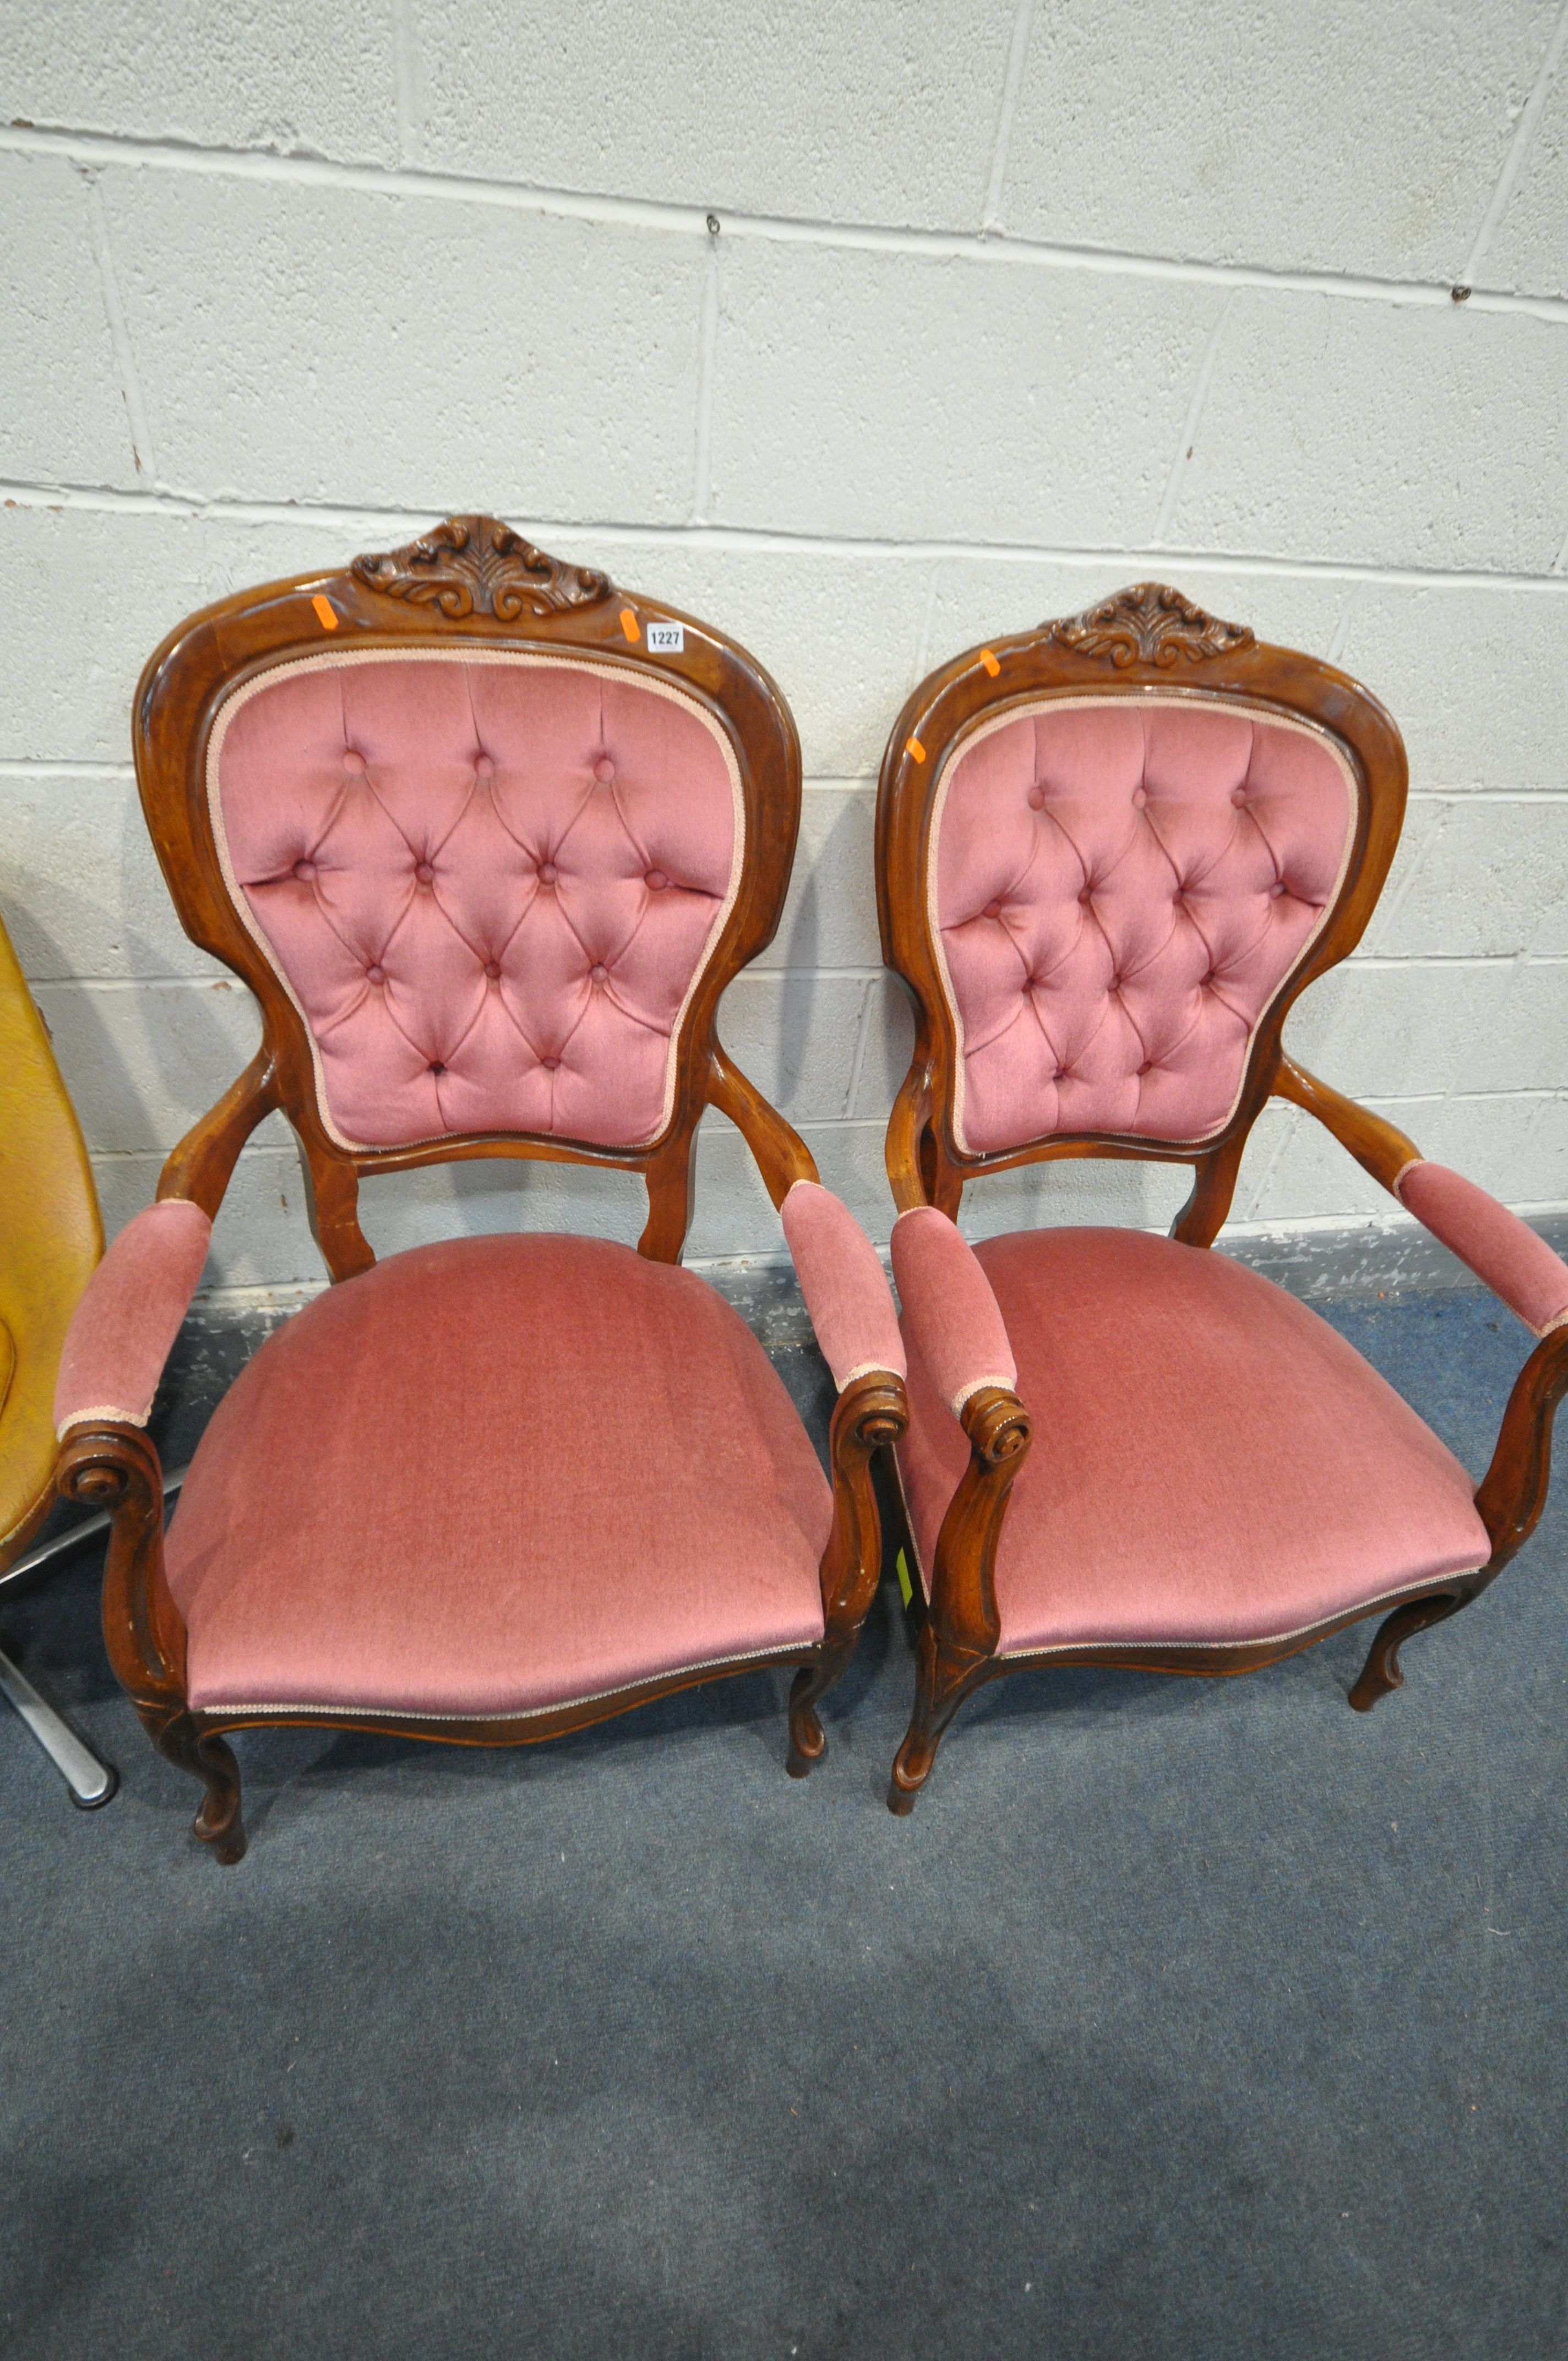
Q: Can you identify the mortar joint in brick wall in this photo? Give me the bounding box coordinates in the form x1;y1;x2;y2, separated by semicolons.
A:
8;472;1568;597
391;0;424;170
983;0;1039;233
6;122;1568;324
76;165;156;482
1153;289;1235;546
1461;0;1568;290
691;237;721;524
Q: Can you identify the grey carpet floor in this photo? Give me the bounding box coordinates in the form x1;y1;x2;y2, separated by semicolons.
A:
2;1286;1565;2359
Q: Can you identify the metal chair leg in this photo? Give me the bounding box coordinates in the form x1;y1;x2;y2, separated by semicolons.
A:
0;1463;187;1809
0;1464;188;1593
0;1647;117;1807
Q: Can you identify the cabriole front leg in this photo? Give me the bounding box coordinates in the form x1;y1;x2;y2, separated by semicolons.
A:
888;1385;1030;1814
1348;1588;1471;1713
787;1372;907;1778
140;1708;247;1863
888;1625;993;1814
1352;1326;1568;1715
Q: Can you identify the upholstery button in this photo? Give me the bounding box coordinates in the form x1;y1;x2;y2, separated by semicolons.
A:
1027;785;1046;810
1137;1059;1153;1076
538;861;558;884
1269;880;1287;898
292;858;316;881
590;963;608;984
343;750;366;774
1078;886;1093;906
1131;786;1148;810
645;868;668;891
540;1055;561;1073
1022;977;1035;994
1110;975;1124;992
1231;785;1248;807
415;862;434;885
484;960;502;982
475;753;495;779
983;899;1003;921
429;1061;445;1078
594;758;616;784
365;963;385;985
1203;970;1217;987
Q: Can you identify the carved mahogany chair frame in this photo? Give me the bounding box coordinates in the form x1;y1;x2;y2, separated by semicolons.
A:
58;516;907;1862
877;583;1568;1810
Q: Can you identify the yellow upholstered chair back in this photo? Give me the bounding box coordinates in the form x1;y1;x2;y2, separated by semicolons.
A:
0;910;102;1562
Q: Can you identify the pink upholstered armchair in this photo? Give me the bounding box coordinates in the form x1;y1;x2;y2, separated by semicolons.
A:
56;517;907;1864
876;584;1568;1812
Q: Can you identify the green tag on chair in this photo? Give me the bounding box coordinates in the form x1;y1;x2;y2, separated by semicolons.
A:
895;1548;913;1609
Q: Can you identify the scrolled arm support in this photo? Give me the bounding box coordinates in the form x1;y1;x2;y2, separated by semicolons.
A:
926;1383;1033;1663
1282;1057;1568;1332
818;1372;910;1642
786;1369;909;1778
1474;1325;1568;1576
57;1421;187;1711
1280;1051;1568;1588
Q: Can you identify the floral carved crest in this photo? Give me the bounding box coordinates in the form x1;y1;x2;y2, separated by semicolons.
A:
1049;583;1255;669
351;515;613;621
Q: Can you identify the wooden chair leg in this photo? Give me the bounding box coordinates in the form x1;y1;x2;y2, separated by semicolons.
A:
145;1709;247;1863
1348;1591;1467;1715
888;1627;990;1815
786;1647;854;1779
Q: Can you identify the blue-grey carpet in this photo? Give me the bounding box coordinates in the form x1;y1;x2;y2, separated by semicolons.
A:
2;1286;1565;2359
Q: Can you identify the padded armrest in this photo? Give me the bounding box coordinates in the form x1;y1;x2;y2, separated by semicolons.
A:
1396;1162;1568;1339
53;1199;213;1436
891;1206;1018;1418
780;1182;906;1392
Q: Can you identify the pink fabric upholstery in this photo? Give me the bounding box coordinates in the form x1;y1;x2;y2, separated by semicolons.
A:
891;1207;1017;1414
934;698;1354;1153
898;1228;1488;1649
164;1234;830;1717
54;1200;211;1433
212;651;741;1152
780;1181;905;1391
1397;1162;1568;1337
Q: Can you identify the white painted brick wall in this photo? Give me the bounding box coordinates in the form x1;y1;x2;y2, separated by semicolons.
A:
0;1;1564;1294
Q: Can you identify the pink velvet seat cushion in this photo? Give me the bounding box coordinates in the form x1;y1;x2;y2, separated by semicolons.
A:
165;1235;830;1717
897;1228;1489;1653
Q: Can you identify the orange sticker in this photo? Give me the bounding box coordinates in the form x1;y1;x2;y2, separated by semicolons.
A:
619;608;641;643
311;594;339;632
980;648;1000;677
907;736;927;764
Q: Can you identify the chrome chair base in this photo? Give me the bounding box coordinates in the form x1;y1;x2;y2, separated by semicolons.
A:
0;1465;187;1810
0;1647;117;1807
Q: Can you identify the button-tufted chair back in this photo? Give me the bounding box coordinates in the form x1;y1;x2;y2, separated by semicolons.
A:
135;516;808;1279
878;584;1407;1236
213;649;741;1152
933;695;1354;1154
